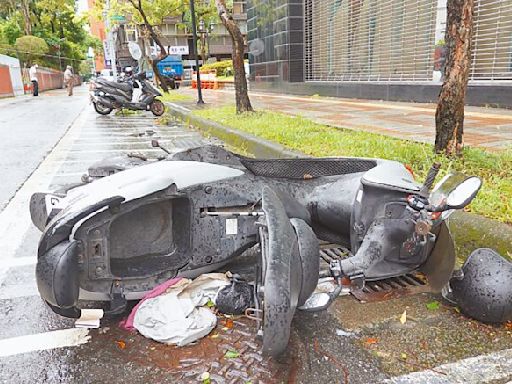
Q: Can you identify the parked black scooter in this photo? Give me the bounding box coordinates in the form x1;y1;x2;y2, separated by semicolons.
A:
90;72;165;116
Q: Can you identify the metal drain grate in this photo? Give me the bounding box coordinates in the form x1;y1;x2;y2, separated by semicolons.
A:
319;244;431;303
351;273;430;303
319;246;350;263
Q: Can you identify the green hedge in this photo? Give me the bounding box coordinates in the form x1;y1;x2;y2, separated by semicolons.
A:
201;60;233;76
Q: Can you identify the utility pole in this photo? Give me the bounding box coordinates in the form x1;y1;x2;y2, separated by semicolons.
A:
104;0;118;79
189;0;204;104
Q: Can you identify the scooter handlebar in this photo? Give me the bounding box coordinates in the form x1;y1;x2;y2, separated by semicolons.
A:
421;162;441;195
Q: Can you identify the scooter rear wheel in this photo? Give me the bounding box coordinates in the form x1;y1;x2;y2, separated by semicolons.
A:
93;102;113;115
150;100;165;116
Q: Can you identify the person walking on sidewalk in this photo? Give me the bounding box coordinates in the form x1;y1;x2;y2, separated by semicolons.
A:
29;64;39;96
64;65;74;96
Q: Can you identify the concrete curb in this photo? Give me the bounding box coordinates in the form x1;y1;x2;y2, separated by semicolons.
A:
165;102;305;159
165;101;512;260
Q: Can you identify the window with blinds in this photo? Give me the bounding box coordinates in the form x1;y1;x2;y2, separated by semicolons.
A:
470;0;512;81
304;0;438;82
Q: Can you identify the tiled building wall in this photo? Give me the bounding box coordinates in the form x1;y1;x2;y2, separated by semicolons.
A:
247;0;304;83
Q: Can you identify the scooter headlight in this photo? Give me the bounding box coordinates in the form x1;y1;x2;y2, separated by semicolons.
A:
98;91;105;96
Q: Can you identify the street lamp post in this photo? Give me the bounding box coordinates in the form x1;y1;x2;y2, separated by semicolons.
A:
189;0;204;104
198;19;214;63
56;37;65;71
198;18;207;63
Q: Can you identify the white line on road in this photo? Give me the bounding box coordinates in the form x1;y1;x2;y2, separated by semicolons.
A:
0;256;36;269
0;328;91;358
66;148;165;153
0;282;38;300
385;348;512;384
51;172;85;177
0;105;86;283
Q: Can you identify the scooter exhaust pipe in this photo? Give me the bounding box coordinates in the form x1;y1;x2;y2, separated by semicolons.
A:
96;97;115;109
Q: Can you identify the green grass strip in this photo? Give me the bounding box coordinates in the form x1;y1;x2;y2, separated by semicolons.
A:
194;105;512;224
160;91;194;103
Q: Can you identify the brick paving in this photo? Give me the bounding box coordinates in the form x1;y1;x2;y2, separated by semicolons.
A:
176;87;512;150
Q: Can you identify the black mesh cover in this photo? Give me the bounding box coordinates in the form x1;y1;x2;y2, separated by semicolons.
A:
241;158;377;179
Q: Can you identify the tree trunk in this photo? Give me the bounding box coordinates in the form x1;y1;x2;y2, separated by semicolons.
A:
435;0;474;156
215;0;253;113
20;0;31;35
128;0;169;92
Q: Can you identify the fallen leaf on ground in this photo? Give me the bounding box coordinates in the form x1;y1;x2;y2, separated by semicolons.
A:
116;340;126;350
206;299;215;308
224;318;234;329
200;372;211;384
426;300;441;310
210;333;219;339
505;321;512;331
224;349;240;358
400;310;407;324
364;337;378;345
400;352;407;360
374;350;390;358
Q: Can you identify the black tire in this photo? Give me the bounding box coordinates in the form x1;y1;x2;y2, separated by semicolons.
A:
93;102;113;115
150;100;165;116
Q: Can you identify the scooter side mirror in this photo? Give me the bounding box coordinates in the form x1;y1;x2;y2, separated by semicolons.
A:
445;176;482;209
430;176;482;212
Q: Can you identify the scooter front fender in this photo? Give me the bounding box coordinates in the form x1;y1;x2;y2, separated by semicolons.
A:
420;221;456;292
36;241;80;310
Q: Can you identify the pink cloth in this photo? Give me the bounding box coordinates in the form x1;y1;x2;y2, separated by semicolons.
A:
119;277;182;331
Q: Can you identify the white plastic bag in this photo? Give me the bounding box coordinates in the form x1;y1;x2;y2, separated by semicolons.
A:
133;273;229;346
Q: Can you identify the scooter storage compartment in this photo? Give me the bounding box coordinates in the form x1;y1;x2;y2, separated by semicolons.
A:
79;197;191;280
108;197;190;278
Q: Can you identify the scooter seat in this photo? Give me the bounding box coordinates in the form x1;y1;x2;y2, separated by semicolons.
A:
98;79;133;92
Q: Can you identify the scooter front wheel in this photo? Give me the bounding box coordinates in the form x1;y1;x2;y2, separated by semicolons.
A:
150;100;165;116
93;102;113;115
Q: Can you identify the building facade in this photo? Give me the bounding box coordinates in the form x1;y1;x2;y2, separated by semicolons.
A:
247;0;512;107
86;0;106;72
113;1;248;71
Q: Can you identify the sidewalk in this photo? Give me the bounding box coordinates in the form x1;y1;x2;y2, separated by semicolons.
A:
177;87;512;150
0;86;81;107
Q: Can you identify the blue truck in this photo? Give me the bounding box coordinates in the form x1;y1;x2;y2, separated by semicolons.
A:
156;55;184;80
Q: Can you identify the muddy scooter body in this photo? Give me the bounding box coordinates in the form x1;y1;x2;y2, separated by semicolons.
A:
30;145;482;356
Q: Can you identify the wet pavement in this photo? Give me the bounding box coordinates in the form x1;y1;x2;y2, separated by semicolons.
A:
176;88;512;150
0;87;89;210
0;90;511;383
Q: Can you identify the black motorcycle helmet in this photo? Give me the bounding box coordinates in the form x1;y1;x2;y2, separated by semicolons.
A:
445;248;512;323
